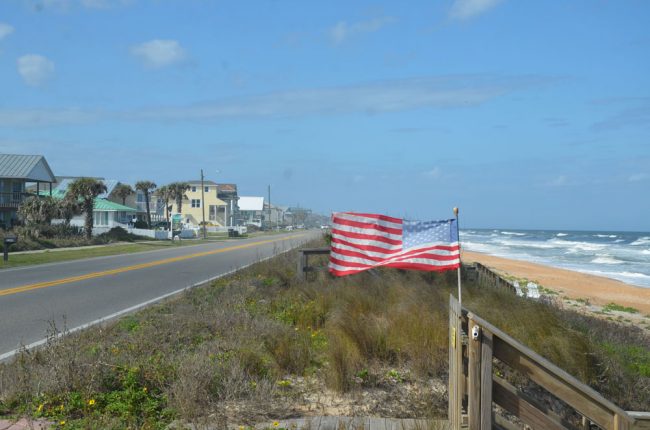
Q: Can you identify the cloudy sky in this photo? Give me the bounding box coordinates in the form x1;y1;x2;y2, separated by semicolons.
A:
1;0;649;231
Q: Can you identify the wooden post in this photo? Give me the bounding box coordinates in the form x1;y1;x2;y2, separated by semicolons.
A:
480;328;493;430
468;318;481;429
296;251;306;280
449;295;463;429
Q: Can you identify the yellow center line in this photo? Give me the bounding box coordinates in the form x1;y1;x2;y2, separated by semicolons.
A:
0;234;306;298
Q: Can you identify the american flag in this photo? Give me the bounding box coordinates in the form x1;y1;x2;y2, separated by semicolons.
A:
328;212;460;277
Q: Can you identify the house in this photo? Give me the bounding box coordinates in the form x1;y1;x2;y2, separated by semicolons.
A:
237;196;265;227
182;180;228;227
0;154;56;228
52;178;138;230
217;183;239;227
263;202;287;227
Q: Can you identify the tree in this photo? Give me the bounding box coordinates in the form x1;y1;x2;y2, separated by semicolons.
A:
135;180;156;229
58;196;82;226
169;182;190;214
67;178;107;239
156;185;173;227
18;196;59;230
113;183;134;205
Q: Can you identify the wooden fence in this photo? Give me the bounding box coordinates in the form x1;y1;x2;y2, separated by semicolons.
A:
296;247;330;280
449;294;650;430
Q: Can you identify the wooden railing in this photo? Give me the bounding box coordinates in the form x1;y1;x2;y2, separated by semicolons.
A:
473;262;517;294
296;247;329;280
449;295;650;430
0;192;31;209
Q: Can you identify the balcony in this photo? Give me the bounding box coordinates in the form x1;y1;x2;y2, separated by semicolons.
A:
0;192;34;209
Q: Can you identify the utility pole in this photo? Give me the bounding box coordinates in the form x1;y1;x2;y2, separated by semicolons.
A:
201;169;207;239
267;184;272;231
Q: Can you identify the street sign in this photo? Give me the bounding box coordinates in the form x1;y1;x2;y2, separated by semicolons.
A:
171;213;183;240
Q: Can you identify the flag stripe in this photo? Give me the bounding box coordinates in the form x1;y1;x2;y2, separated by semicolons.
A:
337;212;403;225
331;216;403;235
331;229;403;246
333;213;403;229
330;236;402;254
331;241;460;259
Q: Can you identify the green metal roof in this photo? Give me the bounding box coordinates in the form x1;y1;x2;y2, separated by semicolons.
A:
36;191;136;212
93;199;137;212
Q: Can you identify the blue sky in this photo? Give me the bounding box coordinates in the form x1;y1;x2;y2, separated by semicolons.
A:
1;0;649;231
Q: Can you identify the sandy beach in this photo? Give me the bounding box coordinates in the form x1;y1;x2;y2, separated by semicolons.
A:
462;250;650;314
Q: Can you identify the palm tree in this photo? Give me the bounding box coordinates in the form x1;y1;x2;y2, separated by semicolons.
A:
58;196;82;226
135;180;157;229
67;178;107;239
156;185;173;228
113;183;134;205
17;196;59;230
169;182;190;214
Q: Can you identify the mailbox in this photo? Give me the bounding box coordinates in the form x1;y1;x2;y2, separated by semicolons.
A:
3;235;17;262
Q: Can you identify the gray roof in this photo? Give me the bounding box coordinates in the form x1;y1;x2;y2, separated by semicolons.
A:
188;180;218;186
0;154;56;182
55;178;118;199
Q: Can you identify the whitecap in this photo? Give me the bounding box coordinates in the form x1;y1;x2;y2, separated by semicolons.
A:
556;233;568;237
591;255;624;265
594;234;617;238
501;231;525;236
631;237;650;246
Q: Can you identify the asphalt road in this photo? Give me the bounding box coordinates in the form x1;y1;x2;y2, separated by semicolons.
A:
0;231;319;359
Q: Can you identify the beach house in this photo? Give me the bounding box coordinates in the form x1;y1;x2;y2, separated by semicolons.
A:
237;196;265;227
52;178;138;231
181;180;228;227
0;154;56;229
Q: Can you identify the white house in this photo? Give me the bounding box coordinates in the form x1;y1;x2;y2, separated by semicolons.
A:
237;196;264;227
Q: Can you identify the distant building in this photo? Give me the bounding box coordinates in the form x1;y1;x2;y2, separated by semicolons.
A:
237;196;264;227
182;180;228;227
217;183;239;227
263;202;287;227
0;154;56;228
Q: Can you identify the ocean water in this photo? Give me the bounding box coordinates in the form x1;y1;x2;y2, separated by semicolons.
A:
460;229;650;288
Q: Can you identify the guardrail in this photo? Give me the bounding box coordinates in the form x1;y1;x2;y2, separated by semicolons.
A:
449;294;650;429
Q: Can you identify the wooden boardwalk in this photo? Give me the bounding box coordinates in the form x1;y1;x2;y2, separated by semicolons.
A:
233;416;450;430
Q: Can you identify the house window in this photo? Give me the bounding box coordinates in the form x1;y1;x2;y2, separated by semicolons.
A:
191;186;197;192
191;199;201;208
205;186;209;193
93;211;109;226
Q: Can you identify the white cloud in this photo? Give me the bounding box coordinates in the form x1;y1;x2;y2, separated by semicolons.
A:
130;39;187;69
329;17;394;45
424;167;442;178
0;74;557;127
450;0;504;20
17;54;55;86
0;23;14;40
628;173;649;182
547;175;568;187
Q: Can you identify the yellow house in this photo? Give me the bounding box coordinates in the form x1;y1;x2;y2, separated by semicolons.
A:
182;180;228;227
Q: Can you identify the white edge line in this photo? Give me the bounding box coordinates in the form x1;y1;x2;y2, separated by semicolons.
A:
0;237;306;363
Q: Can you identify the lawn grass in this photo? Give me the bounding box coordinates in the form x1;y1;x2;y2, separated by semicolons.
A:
0;238;647;429
0;240;216;269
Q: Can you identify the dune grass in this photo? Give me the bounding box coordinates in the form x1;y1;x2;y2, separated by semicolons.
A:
0;239;647;429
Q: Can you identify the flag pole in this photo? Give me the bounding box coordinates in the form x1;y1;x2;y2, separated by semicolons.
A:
453;207;462;306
